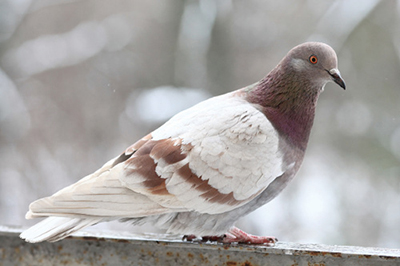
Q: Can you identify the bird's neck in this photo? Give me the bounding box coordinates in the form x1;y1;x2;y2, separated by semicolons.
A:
245;67;321;150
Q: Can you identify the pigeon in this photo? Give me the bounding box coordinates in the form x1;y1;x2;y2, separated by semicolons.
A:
20;42;345;244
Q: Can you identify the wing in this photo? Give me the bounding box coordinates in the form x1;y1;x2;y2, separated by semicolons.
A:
25;146;180;219
27;90;284;220
121;91;285;214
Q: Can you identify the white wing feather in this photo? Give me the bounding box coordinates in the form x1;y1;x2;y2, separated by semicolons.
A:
147;92;284;213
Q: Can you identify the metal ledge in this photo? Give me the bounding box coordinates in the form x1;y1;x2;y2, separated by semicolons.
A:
1;226;400;266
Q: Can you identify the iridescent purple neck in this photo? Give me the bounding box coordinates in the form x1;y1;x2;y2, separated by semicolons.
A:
245;67;321;150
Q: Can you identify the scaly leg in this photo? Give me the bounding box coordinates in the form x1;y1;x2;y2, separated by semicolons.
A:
183;227;278;245
222;227;278;245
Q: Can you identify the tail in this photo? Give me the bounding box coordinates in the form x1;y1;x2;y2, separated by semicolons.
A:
20;153;173;243
20;217;102;243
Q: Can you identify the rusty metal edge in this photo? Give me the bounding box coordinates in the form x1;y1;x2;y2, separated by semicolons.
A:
1;225;400;265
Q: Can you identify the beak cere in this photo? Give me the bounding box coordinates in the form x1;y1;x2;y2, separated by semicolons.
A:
328;68;346;90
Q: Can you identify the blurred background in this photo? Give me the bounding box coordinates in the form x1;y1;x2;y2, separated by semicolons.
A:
1;0;399;249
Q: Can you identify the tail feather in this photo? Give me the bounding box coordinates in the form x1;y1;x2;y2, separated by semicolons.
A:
20;217;102;243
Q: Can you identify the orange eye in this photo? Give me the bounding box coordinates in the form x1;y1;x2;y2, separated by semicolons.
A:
309;55;318;64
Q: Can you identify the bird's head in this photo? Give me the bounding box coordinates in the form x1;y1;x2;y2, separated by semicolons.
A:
285;42;346;91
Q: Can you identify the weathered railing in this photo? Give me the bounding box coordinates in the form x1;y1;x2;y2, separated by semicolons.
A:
1;225;399;266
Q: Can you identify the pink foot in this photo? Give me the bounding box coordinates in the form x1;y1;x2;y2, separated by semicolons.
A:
222;227;278;245
182;227;278;245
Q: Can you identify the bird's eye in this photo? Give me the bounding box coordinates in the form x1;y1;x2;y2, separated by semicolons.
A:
309;55;318;64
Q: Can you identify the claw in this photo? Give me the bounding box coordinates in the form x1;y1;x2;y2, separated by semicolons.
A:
182;227;278;246
222;227;278;245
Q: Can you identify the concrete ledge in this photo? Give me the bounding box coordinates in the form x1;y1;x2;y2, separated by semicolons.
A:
1;225;400;266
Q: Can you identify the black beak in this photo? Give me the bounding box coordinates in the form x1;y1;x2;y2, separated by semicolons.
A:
328;68;346;90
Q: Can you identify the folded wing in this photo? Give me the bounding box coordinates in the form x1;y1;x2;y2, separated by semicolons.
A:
22;91;285;242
